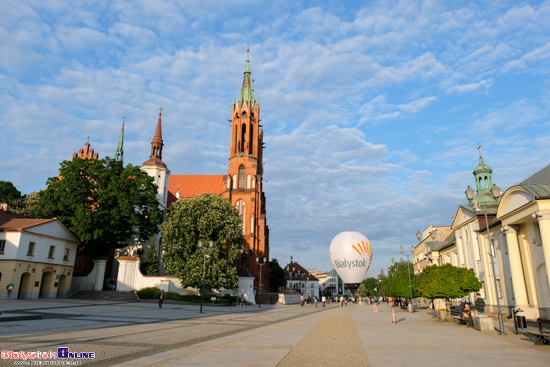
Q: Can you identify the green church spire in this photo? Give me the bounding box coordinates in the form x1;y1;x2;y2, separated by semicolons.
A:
114;119;124;163
239;48;254;104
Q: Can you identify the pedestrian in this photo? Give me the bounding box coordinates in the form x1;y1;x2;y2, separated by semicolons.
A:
159;290;164;309
475;293;486;316
340;296;344;307
391;303;398;324
322;295;326;308
314;297;318;307
373;300;378;312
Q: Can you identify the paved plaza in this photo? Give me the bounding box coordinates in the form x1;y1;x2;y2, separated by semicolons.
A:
1;299;549;366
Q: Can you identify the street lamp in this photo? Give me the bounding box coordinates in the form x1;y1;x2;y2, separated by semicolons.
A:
470;185;506;335
256;257;266;308
286;263;295;305
198;240;214;314
400;244;415;313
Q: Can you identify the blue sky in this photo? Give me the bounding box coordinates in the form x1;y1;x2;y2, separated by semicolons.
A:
2;0;550;279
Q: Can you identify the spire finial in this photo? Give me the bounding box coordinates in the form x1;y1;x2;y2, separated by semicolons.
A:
158;106;164;116
478;143;482;158
86;135;91;144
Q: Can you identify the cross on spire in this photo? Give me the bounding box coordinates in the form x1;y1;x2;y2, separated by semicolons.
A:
158;106;164;115
86;135;91;143
478;143;482;157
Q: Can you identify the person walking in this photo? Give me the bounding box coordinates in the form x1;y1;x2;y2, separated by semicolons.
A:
373;299;378;312
159;290;164;309
475;293;486;316
391;303;398;324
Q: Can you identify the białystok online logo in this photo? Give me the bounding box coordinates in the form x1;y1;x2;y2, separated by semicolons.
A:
333;240;373;269
1;348;95;360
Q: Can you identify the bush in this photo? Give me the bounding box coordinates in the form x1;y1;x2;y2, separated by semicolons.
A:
137;287;161;299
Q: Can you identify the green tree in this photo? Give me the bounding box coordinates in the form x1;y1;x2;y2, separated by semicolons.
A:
30;157;163;257
161;193;246;293
384;261;417;299
141;242;160;276
414;264;482;301
9;191;40;215
362;277;378;296
269;258;286;292
356;283;368;297
0;181;21;205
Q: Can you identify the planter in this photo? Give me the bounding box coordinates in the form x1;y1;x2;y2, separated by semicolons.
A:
473;317;494;331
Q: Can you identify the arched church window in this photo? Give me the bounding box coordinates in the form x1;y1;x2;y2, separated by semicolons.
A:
227;177;231;189
241;124;247;153
247;174;251;189
238;165;245;189
252;176;256;189
250;214;254;234
235;199;246;234
233;174;237;189
249;125;254;154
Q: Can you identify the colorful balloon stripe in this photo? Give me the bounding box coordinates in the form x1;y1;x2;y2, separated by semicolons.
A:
351;240;372;257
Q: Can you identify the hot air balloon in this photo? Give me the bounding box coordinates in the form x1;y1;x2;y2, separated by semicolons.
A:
329;231;373;295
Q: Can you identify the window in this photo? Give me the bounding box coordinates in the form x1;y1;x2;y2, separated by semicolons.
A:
0;239;5;254
48;245;55;259
238;165;245;189
63;248;70;261
27;242;35;256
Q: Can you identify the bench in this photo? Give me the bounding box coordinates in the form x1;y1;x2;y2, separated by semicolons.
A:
400;303;408;311
527;318;550;345
450;306;471;326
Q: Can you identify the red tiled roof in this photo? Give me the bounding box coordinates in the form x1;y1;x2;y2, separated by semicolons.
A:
283;262;319;281
167;175;225;207
0;211;56;232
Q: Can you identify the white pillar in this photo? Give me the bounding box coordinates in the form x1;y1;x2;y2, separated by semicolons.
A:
533;210;550;293
93;260;107;291
502;225;528;306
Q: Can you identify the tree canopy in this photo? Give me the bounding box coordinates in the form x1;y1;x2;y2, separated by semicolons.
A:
161;193;246;292
0;181;21;205
413;264;482;300
361;277;378;296
30;157;163;257
268;258;286;292
382;261;418;299
141;242;160;276
9;191;40;215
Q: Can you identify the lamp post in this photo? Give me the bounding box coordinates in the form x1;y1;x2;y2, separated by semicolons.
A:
286;263;295;305
198;240;214;314
400;244;415;313
256;257;266;308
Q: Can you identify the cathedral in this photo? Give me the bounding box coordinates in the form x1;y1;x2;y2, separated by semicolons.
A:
139;50;270;291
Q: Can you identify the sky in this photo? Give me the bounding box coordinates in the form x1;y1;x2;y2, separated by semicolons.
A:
2;0;550;280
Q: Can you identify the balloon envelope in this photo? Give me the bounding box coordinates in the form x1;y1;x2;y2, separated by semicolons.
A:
329;231;373;284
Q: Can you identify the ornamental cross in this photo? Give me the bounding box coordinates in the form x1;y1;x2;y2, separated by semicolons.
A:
478;144;482;157
158;106;164;114
86;135;91;143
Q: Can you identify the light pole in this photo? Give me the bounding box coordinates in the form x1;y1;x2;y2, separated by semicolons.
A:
286;263;295;305
400;244;415;313
256;257;266;308
198;240;214;314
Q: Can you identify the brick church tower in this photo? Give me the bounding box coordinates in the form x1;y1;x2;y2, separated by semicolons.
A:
222;50;270;291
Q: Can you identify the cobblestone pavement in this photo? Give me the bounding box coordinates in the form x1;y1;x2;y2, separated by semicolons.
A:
1;300;549;366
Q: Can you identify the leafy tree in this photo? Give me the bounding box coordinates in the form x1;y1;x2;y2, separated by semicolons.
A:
0;181;21;205
414;264;482;301
161;193;246;293
268;258;286;292
384;261;417;299
141;242;160;276
30;157;163;257
9;191;40;215
356;283;368;297
362;277;378;296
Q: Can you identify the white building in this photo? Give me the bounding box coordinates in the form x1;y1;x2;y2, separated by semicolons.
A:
284;261;319;299
0;205;79;299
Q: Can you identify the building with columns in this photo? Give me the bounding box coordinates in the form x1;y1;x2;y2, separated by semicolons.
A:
414;152;550;320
